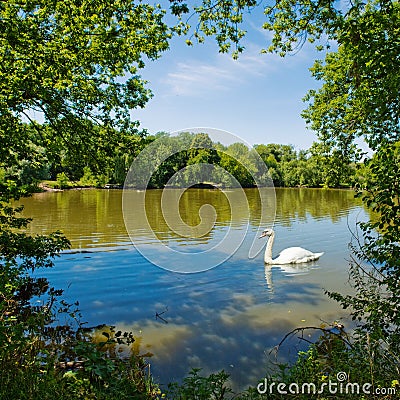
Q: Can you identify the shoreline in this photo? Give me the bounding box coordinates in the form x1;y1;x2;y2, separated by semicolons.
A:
38;182;123;192
37;181;354;192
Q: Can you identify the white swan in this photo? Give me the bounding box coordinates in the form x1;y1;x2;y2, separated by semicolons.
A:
259;229;324;265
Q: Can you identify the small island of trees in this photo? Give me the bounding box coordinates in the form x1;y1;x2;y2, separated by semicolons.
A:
1;126;361;191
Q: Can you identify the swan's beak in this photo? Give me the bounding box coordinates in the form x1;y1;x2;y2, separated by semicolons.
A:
259;231;268;238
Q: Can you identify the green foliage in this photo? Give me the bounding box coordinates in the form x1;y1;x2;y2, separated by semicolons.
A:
2;121;358;190
125;133;357;189
78;166;108;188
303;2;400;154
297;0;400;382
173;0;350;56
78;167;96;187
222;143;260;187
112;155;129;186
187;133;220;165
147;134;190;188
276;328;399;399
0;198;71;397
307;142;359;188
219;152;254;187
139;135;358;190
328;143;400;354
0;0;171;184
55;172;70;189
254;143;352;188
166;368;233;400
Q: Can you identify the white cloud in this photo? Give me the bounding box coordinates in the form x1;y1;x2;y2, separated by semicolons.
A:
166;62;236;95
162;44;276;97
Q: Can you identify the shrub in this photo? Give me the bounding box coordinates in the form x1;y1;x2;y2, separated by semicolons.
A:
166;369;232;400
55;172;70;189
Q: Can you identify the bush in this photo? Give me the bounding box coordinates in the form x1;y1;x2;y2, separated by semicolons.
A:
55;172;70;189
166;369;232;400
280;330;399;399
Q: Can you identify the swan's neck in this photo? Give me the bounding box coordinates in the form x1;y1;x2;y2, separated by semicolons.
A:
264;232;275;264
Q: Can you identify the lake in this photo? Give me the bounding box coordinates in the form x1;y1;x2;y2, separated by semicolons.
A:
18;188;367;390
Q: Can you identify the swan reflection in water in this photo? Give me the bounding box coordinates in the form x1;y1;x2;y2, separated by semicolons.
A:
259;229;324;290
264;263;318;291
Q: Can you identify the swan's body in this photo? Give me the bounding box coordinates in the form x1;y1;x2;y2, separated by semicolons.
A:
260;229;323;265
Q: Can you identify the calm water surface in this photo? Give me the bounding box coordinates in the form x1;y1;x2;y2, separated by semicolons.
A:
19;188;367;389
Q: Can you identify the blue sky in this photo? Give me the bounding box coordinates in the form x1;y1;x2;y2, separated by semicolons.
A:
134;17;325;151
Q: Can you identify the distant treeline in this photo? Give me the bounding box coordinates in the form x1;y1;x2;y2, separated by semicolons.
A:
0;125;360;190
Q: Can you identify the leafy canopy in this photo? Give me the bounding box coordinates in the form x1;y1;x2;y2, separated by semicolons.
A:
0;0;170;178
303;1;400;152
171;0;370;56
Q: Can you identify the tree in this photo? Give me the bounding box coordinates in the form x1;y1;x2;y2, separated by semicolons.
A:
187;133;220;165
302;3;400;153
183;133;221;185
149;135;189;188
217;142;255;187
329;142;400;353
171;0;347;57
219;152;255;187
0;0;171;183
308;141;357;188
255;144;298;186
